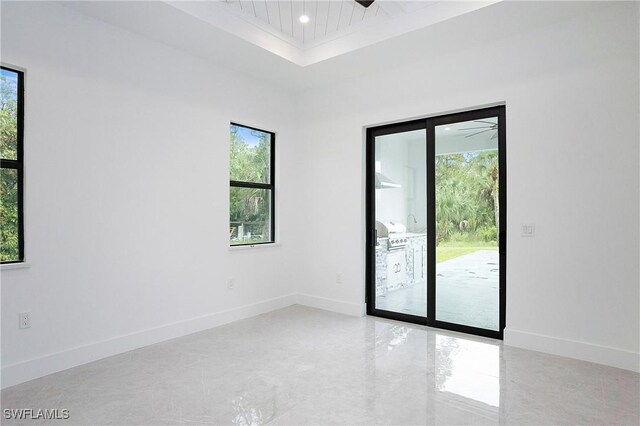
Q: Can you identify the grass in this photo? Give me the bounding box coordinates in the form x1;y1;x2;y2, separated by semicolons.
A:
437;240;498;263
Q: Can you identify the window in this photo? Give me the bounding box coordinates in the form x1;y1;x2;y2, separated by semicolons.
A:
1;66;24;263
229;123;275;246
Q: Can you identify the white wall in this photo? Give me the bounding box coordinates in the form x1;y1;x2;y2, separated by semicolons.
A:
0;2;306;387
1;0;638;388
295;2;640;371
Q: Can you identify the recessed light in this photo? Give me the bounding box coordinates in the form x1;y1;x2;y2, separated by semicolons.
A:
299;15;310;23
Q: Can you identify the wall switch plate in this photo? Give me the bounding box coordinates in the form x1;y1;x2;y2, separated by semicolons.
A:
227;279;235;290
19;312;31;329
336;273;342;284
521;223;535;237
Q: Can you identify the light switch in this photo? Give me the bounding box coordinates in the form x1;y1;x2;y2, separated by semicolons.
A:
521;223;535;237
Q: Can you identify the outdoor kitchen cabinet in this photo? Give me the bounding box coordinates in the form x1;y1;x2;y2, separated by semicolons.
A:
376;234;426;295
386;250;407;289
412;245;425;281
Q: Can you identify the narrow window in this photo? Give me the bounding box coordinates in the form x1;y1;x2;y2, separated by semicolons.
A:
1;66;24;263
229;123;275;246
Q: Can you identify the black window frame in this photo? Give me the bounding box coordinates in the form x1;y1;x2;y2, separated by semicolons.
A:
365;105;506;340
1;65;25;264
229;122;275;247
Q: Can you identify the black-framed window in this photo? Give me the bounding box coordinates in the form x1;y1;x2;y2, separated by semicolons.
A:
229;123;275;246
1;66;24;263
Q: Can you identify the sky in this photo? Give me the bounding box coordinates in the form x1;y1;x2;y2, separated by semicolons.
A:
0;68;18;100
231;124;270;148
0;68;17;80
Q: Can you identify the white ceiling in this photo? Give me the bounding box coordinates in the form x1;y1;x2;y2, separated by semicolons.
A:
59;1;614;92
166;0;499;65
221;0;388;47
378;118;498;157
435;118;498;155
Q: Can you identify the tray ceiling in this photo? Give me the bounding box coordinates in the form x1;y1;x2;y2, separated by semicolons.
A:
58;1;613;91
167;1;501;66
221;0;386;47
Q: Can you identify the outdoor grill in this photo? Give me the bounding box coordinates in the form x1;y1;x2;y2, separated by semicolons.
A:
376;221;409;250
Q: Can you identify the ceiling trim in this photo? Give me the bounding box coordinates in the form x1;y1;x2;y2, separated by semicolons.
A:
167;1;305;64
303;0;500;66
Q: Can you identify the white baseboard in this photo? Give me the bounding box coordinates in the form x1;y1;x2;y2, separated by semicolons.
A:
295;293;365;317
1;293;297;389
5;300;635;390
504;328;640;373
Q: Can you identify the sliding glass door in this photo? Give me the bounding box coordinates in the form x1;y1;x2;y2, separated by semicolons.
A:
369;121;428;322
366;106;506;339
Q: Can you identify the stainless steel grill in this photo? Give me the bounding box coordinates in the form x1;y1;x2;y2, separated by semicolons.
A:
376;221;408;250
388;235;408;250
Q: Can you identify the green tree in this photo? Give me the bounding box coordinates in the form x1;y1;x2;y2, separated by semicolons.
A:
471;150;499;232
0;72;19;261
229;126;271;243
435;151;499;246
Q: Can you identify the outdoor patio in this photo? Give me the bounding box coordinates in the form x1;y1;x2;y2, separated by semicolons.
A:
375;250;499;330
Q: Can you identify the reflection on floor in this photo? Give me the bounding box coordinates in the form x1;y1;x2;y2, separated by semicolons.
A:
376;250;499;330
2;306;638;425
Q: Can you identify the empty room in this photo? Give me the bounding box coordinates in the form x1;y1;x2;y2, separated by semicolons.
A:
1;0;639;424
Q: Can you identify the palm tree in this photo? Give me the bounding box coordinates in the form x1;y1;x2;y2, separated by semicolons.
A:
435;151;499;246
468;151;499;232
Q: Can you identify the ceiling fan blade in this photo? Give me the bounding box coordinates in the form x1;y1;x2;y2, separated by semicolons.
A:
355;0;375;8
464;129;493;138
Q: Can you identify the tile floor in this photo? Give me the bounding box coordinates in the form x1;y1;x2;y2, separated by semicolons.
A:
2;306;638;425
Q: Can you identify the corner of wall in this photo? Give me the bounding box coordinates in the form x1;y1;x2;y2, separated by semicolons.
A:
295;294;365;317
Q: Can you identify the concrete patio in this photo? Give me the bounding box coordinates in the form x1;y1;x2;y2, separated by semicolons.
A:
376;250;499;330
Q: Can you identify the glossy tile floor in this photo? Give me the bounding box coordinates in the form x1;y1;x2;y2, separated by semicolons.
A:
2;306;638;425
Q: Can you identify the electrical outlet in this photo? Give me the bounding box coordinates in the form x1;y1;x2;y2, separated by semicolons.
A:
19;312;30;329
521;223;535;237
227;279;235;290
336;273;342;284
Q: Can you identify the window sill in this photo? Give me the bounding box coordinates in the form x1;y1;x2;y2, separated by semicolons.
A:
1;262;31;270
229;243;280;251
